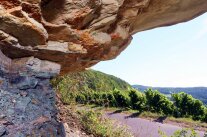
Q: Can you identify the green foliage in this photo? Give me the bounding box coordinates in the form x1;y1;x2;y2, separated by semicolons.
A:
76;94;86;104
113;90;131;108
78;110;133;137
105;92;117;107
203;111;207;122
52;69;131;93
159;128;198;137
172;92;206;120
75;91;117;107
145;89;174;115
129;89;146;111
51;69;132;105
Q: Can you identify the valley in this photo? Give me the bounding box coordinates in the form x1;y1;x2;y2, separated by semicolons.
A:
53;69;207;137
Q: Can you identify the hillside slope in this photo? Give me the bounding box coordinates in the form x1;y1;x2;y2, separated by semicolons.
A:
52;69;132;93
133;85;207;104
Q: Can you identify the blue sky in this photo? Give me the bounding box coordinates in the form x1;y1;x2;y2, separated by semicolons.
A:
93;13;207;87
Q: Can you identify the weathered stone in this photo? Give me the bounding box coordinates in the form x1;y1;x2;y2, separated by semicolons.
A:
10;76;38;90
12;57;61;78
0;0;206;73
0;71;64;137
0;126;6;136
0;5;48;46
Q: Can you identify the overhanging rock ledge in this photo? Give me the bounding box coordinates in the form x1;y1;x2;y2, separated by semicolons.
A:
0;0;207;73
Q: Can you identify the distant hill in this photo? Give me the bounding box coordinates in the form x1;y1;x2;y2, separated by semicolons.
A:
133;85;207;104
52;69;132;93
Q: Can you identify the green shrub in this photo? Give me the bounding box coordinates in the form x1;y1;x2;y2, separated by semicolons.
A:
76;94;86;104
106;92;117;107
91;92;102;105
159;128;198;137
129;90;146;111
202;110;207;122
78;110;133;137
82;91;94;104
145;89;174;115
172;92;206;120
97;92;113;107
113;90;131;108
61;92;77;104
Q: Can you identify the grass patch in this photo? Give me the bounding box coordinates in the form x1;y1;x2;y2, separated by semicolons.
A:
77;109;133;137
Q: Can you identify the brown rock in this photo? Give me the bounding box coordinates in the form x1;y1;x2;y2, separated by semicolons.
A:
0;0;207;73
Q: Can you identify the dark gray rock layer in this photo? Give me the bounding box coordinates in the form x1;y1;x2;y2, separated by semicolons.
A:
0;62;64;137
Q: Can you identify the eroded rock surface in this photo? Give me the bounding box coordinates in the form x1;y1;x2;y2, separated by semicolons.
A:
0;0;207;73
0;54;63;137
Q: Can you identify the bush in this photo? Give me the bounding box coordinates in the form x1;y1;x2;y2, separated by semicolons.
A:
92;92;103;105
76;94;86;104
203;111;207;122
99;92;117;107
159;128;198;137
172;92;206;120
82;91;94;104
129;90;146;111
113;90;131;108
79;110;133;137
106;92;117;107
61;92;77;104
145;89;174;115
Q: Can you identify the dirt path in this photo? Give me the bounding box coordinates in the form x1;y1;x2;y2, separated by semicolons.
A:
106;112;205;137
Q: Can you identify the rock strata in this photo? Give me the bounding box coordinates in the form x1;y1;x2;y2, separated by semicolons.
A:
0;53;63;137
0;0;207;73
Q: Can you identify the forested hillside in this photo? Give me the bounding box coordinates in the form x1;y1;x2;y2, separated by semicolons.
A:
52;69;131;92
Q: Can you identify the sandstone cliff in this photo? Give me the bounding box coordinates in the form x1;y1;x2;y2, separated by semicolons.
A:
0;0;207;73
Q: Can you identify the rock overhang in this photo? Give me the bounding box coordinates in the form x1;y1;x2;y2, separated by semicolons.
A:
0;0;207;74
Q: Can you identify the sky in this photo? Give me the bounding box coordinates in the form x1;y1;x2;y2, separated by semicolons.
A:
93;13;207;87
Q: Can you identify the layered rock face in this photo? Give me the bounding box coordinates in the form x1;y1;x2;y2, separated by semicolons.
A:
0;0;207;73
0;52;64;136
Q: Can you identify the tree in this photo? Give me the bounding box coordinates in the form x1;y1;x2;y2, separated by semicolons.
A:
129;90;146;111
145;89;174;115
113;90;131;108
172;92;206;120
